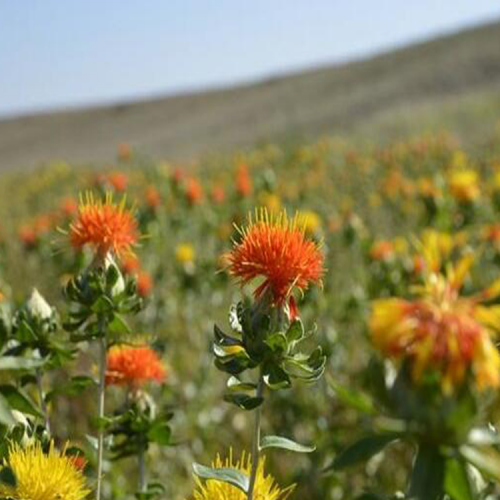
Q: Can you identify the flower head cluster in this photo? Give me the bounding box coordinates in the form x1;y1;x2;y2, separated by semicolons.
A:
236;163;252;197
371;252;500;393
69;192;138;259
0;441;90;500
227;208;324;306
448;169;480;203
106;344;166;388
192;450;294;500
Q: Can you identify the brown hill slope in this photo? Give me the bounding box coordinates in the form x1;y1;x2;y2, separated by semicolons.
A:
1;19;500;170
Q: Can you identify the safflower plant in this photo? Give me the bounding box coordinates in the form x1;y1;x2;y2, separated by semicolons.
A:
329;240;500;500
106;343;173;500
62;192;144;500
193;208;326;499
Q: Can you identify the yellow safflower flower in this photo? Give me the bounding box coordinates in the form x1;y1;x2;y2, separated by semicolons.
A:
297;210;322;235
191;450;294;500
176;243;196;265
0;441;90;500
371;251;500;394
448;169;480;203
259;192;282;214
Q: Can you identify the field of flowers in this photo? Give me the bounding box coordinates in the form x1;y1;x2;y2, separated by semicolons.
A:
2;125;500;500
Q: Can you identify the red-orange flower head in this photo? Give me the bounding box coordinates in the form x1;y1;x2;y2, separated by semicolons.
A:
137;271;153;297
145;186;161;210
185;177;204;205
236;163;252;197
108;172;128;193
69;192;138;259
227;208;324;306
371;254;500;393
106;345;166;388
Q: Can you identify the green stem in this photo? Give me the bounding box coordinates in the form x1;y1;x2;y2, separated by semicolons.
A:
96;336;107;500
138;440;146;493
247;374;264;500
36;369;50;435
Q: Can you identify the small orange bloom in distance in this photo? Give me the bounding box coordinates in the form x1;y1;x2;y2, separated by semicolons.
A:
185;177;204;205
19;225;38;249
137;271;153;297
145;186;161;210
227;208;324;306
106;345;166;388
108;172;128;192
122;255;140;275
69;192;138;259
236;163;252;197
369;240;395;262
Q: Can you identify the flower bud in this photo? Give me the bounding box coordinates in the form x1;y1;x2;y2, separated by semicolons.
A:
26;288;53;321
105;254;125;296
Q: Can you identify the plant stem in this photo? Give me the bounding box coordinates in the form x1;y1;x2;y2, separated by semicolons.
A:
138;440;146;493
36;369;51;435
247;374;264;500
96;336;107;500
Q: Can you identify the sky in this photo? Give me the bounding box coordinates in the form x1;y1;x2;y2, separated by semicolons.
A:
1;1;500;118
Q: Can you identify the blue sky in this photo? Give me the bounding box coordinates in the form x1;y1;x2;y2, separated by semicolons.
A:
1;1;500;117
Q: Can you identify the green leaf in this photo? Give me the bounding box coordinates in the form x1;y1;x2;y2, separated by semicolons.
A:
263;365;291;390
444;457;474;500
330;434;400;470
0;356;44;371
193;463;249;493
0;385;42;417
108;314;131;335
260;435;315;453
286;319;304;343
147;422;171;446
0;394;15;426
227;376;257;392
223;393;264;410
408;445;445;500
264;333;287;354
91;296;115;314
328;377;376;415
0;466;17;487
460;444;500;482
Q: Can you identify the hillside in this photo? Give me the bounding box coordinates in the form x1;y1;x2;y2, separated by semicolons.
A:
1;19;500;170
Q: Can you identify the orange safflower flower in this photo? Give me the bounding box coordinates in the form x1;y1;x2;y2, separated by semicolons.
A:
236;163;252;197
369;241;395;262
227;208;324;306
18;225;39;249
145;186;161;210
185;177;204;205
371;254;500;393
483;224;500;247
69;192;138;259
106;345;166;388
122;255;140;275
108;172;128;192
137;271;153;297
